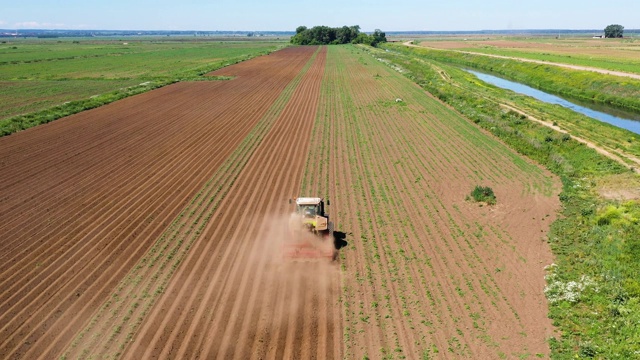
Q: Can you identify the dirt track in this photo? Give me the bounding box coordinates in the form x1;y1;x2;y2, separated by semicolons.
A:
404;41;640;80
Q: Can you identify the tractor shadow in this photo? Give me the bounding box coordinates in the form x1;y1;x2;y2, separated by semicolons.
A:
333;231;349;251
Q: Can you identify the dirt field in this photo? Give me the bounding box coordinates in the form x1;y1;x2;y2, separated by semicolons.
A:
0;44;561;359
421;37;640;59
302;45;561;358
423;38;614;49
0;46;325;359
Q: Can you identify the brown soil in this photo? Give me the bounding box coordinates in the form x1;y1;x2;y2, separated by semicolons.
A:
0;43;562;359
116;45;341;360
302;46;561;358
0;46;325;359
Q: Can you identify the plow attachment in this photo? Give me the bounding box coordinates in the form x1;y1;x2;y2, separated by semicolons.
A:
283;235;336;260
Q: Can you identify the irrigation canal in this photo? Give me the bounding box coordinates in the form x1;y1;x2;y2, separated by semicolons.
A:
466;69;640;135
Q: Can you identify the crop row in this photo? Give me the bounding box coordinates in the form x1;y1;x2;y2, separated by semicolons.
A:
61;48;321;359
304;45;557;359
370;43;640;358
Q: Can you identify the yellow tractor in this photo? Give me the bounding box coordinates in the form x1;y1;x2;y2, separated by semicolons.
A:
285;197;336;260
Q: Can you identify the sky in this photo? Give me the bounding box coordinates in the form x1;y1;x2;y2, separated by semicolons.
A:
1;0;638;32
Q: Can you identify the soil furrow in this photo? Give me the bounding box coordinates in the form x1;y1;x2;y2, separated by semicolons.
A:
0;46;317;359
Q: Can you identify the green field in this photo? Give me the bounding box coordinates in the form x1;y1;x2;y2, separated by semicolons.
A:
0;80;141;120
0;38;285;125
0;38;283;79
387;43;640;114
413;37;640;75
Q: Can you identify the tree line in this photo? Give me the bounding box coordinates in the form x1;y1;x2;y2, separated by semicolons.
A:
290;25;387;46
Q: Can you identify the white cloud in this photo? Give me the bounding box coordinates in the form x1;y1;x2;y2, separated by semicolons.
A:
14;21;67;29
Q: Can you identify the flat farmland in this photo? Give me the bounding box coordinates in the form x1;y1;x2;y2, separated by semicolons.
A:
0;44;561;359
414;37;640;75
0;80;140;120
0;46;323;358
304;46;560;358
0;39;282;122
0;39;281;80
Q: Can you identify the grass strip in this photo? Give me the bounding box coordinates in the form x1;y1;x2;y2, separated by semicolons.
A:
386;44;640;114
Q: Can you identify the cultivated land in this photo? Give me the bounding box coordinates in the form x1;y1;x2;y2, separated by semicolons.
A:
0;39;282;122
370;42;640;357
307;45;560;358
0;44;561;359
413;37;640;75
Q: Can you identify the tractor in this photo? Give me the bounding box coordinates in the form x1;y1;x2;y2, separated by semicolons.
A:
284;197;336;260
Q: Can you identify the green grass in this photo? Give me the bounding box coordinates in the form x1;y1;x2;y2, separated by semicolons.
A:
0;38;286;135
412;36;640;74
0;80;140;119
453;47;640;76
0;38;282;80
364;43;640;359
385;43;640;113
469;185;497;205
380;45;640;164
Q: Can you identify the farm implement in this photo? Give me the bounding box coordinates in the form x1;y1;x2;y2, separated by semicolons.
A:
285;197;336;261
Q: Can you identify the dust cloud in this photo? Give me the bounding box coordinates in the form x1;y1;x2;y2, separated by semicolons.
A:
243;213;339;332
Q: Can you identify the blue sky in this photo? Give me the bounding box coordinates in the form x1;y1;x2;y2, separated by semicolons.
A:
1;0;638;31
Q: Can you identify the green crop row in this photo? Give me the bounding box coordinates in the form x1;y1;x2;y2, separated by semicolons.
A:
313;45;557;359
365;44;640;359
0;40;286;136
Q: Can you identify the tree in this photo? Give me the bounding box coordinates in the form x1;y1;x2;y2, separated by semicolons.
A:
372;29;387;46
291;25;386;46
352;32;374;46
336;26;352;44
604;24;624;38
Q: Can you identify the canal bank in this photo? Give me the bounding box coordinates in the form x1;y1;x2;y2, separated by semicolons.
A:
466;69;640;135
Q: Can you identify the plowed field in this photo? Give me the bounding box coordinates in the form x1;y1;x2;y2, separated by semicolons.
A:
0;44;560;359
304;46;561;359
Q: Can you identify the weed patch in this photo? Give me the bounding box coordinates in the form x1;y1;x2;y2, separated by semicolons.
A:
468;185;496;205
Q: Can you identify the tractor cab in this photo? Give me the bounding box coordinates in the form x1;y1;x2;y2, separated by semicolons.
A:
289;197;331;232
295;197;325;218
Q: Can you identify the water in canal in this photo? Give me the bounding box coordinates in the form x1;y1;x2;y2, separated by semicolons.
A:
466;69;640;135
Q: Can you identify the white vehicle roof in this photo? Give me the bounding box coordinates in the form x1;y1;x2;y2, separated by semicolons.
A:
296;197;322;205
